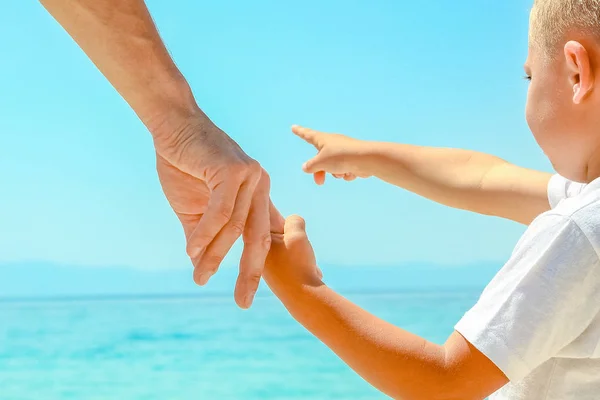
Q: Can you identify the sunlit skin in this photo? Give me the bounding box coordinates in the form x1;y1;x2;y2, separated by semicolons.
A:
39;0;274;309
524;15;600;183
291;125;551;225
262;10;600;400
33;0;600;396
263;212;508;400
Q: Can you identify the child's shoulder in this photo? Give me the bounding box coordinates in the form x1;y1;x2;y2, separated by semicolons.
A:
520;175;600;259
545;174;600;223
549;175;600;219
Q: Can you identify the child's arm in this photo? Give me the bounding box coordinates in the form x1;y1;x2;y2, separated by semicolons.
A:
292;126;551;225
264;215;509;400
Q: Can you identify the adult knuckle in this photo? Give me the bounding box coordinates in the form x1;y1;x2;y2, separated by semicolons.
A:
261;234;272;250
223;164;246;181
242;160;263;185
258;169;271;188
203;254;224;269
228;219;246;236
243;271;262;286
247;232;272;250
246;159;262;175
216;204;234;222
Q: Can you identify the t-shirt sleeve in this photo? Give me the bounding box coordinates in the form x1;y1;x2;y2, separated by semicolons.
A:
455;214;600;382
547;174;587;209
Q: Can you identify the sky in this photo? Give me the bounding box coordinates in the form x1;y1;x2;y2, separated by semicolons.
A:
0;0;550;296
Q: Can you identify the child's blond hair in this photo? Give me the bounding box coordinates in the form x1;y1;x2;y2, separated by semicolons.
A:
531;0;600;53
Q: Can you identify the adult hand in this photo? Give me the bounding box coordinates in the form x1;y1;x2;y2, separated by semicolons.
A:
39;0;272;309
153;111;271;309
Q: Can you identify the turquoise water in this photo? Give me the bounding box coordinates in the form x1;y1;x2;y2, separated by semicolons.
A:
0;290;480;399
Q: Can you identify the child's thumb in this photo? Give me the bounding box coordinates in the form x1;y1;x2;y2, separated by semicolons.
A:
302;154;329;174
284;215;307;236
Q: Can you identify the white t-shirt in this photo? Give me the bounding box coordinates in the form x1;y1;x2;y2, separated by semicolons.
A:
455;174;600;399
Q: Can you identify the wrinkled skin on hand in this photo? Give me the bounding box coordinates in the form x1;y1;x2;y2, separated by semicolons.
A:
153;113;271;309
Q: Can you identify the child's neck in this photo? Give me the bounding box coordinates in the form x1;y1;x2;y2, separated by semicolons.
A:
584;145;600;183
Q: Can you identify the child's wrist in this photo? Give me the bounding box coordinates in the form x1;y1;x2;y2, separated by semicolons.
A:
268;279;324;310
354;140;385;177
263;265;323;301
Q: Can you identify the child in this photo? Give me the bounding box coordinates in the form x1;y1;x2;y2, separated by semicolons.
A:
263;1;600;398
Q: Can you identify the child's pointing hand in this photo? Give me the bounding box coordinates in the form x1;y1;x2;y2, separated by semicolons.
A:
292;125;374;185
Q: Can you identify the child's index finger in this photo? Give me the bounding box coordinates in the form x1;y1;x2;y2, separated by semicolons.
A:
292;125;320;146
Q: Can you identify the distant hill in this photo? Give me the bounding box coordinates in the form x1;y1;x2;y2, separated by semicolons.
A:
0;261;500;300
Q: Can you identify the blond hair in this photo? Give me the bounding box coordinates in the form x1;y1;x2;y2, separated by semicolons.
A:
531;0;600;53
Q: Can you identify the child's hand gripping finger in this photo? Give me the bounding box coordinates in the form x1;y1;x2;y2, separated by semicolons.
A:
265;215;323;292
291;125;372;185
269;204;324;281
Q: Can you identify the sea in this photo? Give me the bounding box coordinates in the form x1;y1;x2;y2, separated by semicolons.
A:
0;288;483;400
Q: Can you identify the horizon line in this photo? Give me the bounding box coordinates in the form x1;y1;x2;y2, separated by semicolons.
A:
0;286;484;304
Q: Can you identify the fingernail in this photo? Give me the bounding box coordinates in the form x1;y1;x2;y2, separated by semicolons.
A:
190;247;203;259
243;291;256;309
197;271;213;286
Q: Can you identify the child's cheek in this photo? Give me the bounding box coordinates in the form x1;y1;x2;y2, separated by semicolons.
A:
526;80;559;152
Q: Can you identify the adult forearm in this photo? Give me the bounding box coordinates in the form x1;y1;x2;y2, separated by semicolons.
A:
39;0;198;132
362;142;551;224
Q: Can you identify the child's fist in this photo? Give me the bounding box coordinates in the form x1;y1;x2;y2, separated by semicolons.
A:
292;125;373;185
264;215;323;293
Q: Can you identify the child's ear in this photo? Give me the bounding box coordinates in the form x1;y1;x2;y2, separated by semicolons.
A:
564;40;594;104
